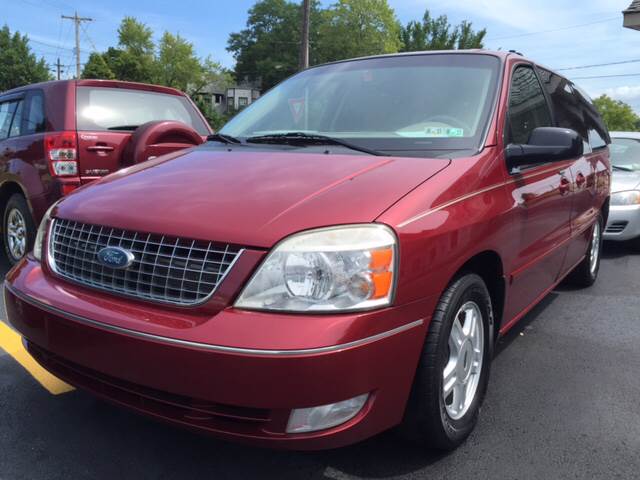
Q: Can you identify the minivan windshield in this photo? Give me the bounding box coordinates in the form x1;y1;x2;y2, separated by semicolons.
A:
610;138;640;171
220;54;501;157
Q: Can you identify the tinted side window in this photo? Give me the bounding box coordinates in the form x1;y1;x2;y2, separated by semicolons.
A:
23;91;46;135
9;100;24;137
508;66;552;144
0;101;18;140
537;68;588;142
573;85;609;149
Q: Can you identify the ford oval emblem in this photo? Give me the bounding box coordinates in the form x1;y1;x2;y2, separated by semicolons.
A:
96;246;135;269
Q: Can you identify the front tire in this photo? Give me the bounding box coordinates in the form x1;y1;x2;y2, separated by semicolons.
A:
567;215;603;287
402;273;494;450
3;194;35;266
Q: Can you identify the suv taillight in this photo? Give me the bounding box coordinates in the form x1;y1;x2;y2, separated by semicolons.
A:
45;131;78;177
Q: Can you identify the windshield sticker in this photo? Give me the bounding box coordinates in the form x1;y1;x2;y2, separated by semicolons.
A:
423;127;465;137
289;98;305;124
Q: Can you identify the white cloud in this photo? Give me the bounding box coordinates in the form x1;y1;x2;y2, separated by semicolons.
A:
604;86;640;103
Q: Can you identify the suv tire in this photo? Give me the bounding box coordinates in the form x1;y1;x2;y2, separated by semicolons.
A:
3;194;36;266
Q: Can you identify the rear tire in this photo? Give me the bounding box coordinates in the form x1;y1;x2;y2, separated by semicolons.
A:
3;194;35;266
567;215;603;287
401;273;494;450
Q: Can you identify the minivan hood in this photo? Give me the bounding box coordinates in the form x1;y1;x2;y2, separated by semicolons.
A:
612;170;640;193
56;149;450;247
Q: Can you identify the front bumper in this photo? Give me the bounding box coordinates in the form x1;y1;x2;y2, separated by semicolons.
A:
4;259;431;450
604;205;640;241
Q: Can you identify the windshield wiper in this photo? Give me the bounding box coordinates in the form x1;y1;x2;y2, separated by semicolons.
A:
246;132;383;156
612;165;634;172
207;133;242;145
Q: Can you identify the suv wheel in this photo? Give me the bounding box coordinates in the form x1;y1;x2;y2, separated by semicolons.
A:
401;273;494;450
3;194;36;265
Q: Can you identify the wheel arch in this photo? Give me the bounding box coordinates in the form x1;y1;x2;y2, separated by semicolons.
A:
452;250;506;338
0;180;33;232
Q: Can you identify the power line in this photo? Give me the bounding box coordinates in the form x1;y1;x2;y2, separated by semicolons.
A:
570;73;640;80
487;17;619;41
557;58;640;71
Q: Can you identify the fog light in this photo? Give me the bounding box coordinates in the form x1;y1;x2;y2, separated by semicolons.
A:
286;393;369;434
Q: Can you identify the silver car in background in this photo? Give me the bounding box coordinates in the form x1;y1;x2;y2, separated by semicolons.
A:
605;131;640;247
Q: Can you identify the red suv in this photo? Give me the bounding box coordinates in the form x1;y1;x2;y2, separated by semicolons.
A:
0;79;211;265
5;52;610;451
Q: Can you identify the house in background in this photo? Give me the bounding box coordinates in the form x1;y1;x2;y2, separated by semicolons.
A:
194;81;261;115
624;1;640;30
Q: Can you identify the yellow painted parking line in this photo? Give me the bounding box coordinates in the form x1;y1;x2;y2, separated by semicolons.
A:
0;321;74;395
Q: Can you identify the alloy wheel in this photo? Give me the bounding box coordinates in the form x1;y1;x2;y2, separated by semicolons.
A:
589;221;601;276
6;208;27;261
443;301;484;420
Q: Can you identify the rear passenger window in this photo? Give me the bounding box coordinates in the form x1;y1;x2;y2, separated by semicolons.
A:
23;91;46;135
508;66;552;144
0;101;18;140
537;68;589;143
573;85;609;150
9;100;24;137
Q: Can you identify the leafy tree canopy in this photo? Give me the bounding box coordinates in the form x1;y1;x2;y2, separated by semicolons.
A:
80;17;232;128
227;1;486;90
593;95;640;132
400;10;486;52
0;25;51;92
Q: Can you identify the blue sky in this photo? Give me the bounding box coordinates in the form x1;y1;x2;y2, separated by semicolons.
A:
6;0;640;111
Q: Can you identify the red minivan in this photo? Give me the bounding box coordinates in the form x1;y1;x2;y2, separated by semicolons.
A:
0;80;211;265
5;51;610;451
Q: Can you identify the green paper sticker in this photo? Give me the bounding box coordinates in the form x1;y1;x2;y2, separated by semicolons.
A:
423;127;465;137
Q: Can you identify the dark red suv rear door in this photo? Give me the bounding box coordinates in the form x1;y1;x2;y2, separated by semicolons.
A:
75;83;210;181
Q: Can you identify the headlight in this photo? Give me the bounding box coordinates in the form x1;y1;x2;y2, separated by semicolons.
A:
235;225;397;312
33;202;58;261
611;190;640;206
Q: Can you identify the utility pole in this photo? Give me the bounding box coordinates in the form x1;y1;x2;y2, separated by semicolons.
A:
61;11;93;78
56;58;62;80
299;0;311;70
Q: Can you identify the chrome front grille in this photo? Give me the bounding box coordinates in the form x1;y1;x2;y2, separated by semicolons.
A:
49;219;242;306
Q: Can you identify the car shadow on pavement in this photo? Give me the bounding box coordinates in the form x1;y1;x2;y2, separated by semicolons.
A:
601;240;637;259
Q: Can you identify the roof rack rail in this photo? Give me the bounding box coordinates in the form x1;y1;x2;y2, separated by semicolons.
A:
508;49;524;56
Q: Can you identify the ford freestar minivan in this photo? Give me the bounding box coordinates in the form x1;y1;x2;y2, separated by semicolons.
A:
5;51;610;451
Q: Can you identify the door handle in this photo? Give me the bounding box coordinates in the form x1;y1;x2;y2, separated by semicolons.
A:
559;177;571;195
87;145;114;152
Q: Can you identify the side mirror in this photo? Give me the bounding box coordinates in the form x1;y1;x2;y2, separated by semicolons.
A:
506;127;583;173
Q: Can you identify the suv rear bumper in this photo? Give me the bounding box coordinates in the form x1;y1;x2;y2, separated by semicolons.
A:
4;260;430;450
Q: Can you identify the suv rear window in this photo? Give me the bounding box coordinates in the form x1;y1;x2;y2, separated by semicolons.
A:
76;86;208;135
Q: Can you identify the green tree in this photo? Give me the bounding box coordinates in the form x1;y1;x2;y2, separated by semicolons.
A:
0;25;51;91
400;10;486;52
98;17;156;82
593;95;640;132
318;0;401;63
227;0;304;90
155;32;202;91
81;52;115;79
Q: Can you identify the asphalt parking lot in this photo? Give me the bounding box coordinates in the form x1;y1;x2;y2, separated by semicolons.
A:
1;242;639;480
